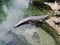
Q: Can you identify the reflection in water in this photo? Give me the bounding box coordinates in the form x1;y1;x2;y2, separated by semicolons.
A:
0;0;56;45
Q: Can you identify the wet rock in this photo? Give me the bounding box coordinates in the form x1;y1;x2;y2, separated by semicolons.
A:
6;42;16;45
2;30;31;45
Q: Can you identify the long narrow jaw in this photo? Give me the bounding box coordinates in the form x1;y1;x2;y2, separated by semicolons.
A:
14;21;28;28
14;17;31;28
14;21;25;28
14;23;21;28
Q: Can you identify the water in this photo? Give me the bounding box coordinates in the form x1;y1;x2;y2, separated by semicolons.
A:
0;0;56;45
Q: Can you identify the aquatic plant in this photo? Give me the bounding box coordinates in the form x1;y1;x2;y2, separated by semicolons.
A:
24;1;52;17
0;0;10;24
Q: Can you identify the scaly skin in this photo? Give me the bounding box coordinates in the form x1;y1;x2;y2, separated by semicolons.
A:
14;15;48;28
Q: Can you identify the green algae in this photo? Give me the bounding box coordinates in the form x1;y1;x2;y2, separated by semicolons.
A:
0;6;7;24
24;1;52;17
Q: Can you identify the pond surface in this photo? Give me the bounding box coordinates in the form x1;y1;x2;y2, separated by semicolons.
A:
0;0;56;45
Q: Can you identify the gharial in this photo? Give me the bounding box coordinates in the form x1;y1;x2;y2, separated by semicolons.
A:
14;15;48;28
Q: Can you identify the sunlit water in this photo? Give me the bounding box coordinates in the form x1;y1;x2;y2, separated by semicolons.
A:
0;0;56;45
